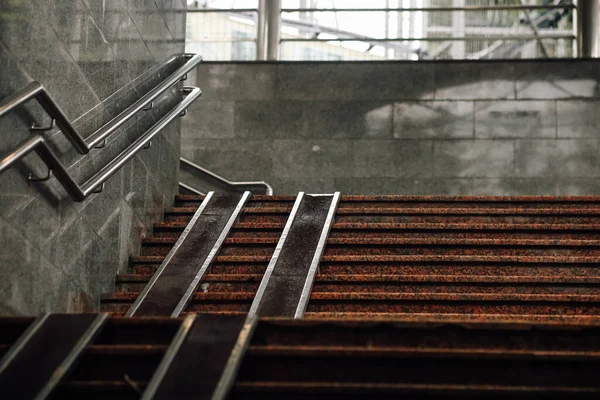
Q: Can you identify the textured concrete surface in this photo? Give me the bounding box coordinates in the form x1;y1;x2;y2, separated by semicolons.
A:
0;0;186;315
183;60;600;195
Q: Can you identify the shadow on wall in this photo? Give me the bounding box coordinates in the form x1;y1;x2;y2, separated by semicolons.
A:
181;60;600;195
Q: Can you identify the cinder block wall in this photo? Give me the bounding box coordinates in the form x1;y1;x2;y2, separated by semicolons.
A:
0;1;186;314
184;60;600;195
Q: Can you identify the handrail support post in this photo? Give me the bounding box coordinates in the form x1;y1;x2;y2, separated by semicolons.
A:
30;118;56;132
28;169;53;182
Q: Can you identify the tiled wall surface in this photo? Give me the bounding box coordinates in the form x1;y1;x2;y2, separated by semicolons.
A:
0;0;186;315
184;60;600;195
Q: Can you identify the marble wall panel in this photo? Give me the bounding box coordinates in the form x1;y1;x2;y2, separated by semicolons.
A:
433;140;515;178
515;61;599;99
434;63;516;100
0;0;186;314
395;101;474;139
557;100;600;138
352;140;433;178
274;62;435;101
515;139;599;178
475;101;557;139
183;60;600;196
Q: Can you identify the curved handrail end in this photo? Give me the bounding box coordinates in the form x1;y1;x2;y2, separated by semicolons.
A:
180;157;273;195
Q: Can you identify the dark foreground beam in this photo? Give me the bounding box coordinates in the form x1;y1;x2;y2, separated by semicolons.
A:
0;314;107;399
142;314;256;400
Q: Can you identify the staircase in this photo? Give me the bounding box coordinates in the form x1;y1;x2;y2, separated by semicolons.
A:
102;194;600;321
3;192;600;398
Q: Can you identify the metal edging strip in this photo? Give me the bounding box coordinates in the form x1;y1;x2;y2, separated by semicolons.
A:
211;317;258;400
171;191;252;317
0;314;50;376
294;191;341;319
247;192;305;318
141;314;197;399
35;314;108;399
126;192;215;317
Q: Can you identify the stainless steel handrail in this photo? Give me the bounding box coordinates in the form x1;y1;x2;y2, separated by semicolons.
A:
0;87;202;201
180;157;273;195
178;182;205;196
0;53;202;154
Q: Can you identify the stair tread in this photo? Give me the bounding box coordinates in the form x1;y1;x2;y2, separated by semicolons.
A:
342;195;600;202
116;273;264;282
175;194;600;203
315;274;600;283
309;292;600;302
320;255;600;263
131;255;272;263
166;206;600;216
130;254;600;264
303;312;600;322
336;208;600;215
234;381;600;393
101;292;600;302
245;345;600;359
101;292;257;302
142;236;600;246
154;221;600;231
116;273;600;284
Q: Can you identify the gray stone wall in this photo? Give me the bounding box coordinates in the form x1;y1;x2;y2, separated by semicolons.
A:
0;0;186;315
184;60;600;195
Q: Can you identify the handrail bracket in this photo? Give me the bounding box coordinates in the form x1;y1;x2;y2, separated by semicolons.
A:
28;169;53;183
30;118;56;132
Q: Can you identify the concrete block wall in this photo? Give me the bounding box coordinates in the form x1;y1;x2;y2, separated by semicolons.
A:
0;0;186;315
183;60;600;195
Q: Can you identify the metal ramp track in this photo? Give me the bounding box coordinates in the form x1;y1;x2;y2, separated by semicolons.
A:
0;314;107;399
127;192;250;317
249;192;340;318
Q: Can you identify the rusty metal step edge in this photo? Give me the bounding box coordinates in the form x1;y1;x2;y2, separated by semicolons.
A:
117;274;265;283
245;346;600;361
142;237;600;247
116;274;600;285
101;292;600;302
178;194;600;203
154;222;600;231
129;255;600;264
167;207;600;216
302;312;600;323
233;381;600;394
